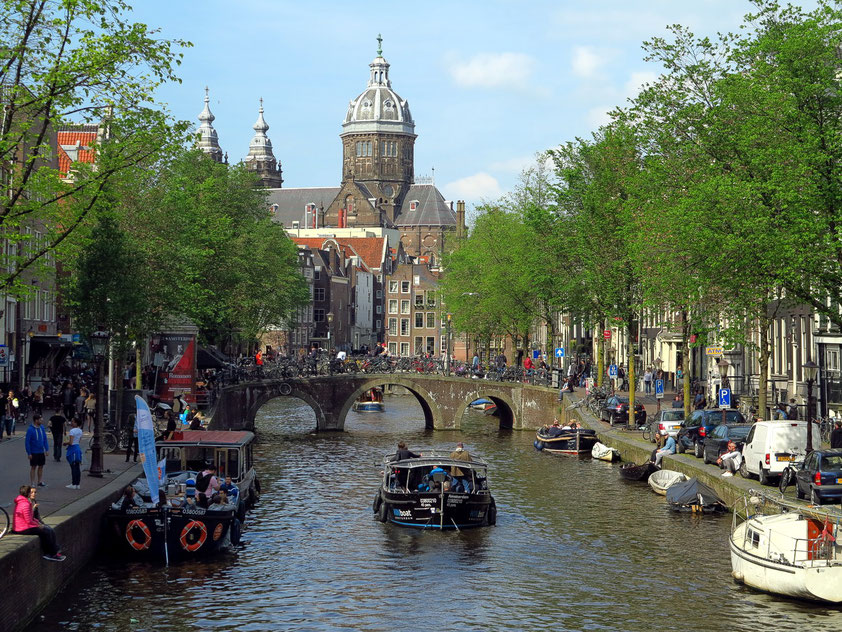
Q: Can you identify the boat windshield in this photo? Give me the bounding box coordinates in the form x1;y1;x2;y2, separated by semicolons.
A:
382;451;489;494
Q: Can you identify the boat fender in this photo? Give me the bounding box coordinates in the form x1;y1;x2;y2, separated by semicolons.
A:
533;440;544;451
125;519;152;551
372;491;382;514
377;500;389;523
254;477;261;495
237;500;247;523
230;518;242;545
179;520;208;552
487;500;497;526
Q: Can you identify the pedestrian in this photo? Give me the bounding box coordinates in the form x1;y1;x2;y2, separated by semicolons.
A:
83;390;96;433
125;414;138;462
787;398;798;421
671;394;683;409
48;412;65;462
831;421;842;449
64;417;83;489
74;387;87;423
773;403;788;420
32;385;44;416
643;368;653;394
62;382;75;421
25;414;49;488
12;485;65;561
676;365;683;389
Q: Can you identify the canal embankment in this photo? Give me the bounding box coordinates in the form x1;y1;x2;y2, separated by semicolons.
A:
0;433;141;632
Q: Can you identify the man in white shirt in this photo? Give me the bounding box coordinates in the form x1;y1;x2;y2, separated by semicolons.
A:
717;441;742;477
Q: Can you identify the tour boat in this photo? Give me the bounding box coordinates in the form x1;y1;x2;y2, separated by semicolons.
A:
591;442;619;462
730;495;842;603
353;387;385;412
105;430;259;559
469;398;495;412
534;427;598;455
648;469;688;495
373;450;496;529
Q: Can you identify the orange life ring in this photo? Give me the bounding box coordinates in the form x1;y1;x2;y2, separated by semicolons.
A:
179;520;208;552
125;519;152;551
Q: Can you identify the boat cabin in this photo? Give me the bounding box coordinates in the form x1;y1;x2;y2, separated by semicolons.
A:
382;451;490;494
158;430;255;483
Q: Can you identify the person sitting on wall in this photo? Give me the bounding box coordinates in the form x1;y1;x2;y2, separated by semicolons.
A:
13;485;65;561
717;440;742;477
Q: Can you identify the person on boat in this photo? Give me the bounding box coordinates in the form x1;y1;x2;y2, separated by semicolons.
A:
196;465;220;508
392;441;421;461
652;432;676;468
449;443;472;492
219;474;239;500
119;485;143;511
716;440;742;477
546;419;564;437
425;465;451;492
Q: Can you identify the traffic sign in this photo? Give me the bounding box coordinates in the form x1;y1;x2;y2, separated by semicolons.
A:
719;388;731;408
706;346;724;356
0;344;7;367
555;347;565;358
608;364;618;378
603;330;611;339
655;378;664;399
532;349;540;359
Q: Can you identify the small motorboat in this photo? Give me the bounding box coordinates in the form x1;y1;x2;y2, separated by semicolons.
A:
591;442;619;462
353;387;385;412
534;426;598;455
665;478;726;513
373;450;496;529
619;461;657;481
648;469;688;495
469;398;495;412
731;494;842;602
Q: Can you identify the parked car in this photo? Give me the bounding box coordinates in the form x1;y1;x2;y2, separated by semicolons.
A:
741;420;822;485
702;422;753;464
648;409;685;443
792;450;842;505
677;409;745;458
600;395;646;426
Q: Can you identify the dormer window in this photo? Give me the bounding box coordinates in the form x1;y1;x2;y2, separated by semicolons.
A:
409;200;419;212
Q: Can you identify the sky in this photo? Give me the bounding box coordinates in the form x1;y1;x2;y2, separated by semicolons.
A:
129;0;817;210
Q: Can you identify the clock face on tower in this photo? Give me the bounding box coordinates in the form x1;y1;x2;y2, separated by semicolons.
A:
382;184;394;198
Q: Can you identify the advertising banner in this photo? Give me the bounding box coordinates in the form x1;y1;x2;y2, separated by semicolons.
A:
151;333;197;403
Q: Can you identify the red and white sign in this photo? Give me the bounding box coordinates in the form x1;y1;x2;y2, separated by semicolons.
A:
603;330;611;339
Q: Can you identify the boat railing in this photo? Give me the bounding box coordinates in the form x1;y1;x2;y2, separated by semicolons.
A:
382;450;488;467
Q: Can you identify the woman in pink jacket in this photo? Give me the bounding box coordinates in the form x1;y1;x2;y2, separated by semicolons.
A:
12;485;64;561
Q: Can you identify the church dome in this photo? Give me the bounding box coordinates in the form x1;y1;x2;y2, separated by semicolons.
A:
342;49;415;137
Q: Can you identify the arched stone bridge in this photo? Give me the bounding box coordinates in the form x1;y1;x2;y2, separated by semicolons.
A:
210;374;559;432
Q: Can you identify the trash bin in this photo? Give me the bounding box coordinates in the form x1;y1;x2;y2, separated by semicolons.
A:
552;369;562;389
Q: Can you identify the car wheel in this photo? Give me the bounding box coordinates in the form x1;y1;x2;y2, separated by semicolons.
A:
677;440;685;454
693;441;703;459
796;483;805;500
739;460;753;479
759;466;770;486
703;450;711;465
811;488;822;506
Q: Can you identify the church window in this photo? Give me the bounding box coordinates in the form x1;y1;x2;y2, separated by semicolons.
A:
355;142;361;157
345;195;354;215
367;141;373;156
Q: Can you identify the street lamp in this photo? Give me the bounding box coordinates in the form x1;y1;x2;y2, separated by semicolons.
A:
718;357;730;425
326;312;334;353
803;359;819;454
88;330;111;478
445;313;452;376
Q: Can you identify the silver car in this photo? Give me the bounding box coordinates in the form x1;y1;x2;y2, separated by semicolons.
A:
648;409;685;443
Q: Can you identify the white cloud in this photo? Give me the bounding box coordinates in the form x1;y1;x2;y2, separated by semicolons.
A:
623;71;658;100
586;106;614;129
448;52;535;90
443;172;503;200
571;46;606;78
489;155;535;173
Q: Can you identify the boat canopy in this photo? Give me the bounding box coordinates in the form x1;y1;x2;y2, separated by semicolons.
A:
383;450;488;472
666;478;724;506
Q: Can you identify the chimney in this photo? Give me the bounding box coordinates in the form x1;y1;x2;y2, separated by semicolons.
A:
456;200;466;239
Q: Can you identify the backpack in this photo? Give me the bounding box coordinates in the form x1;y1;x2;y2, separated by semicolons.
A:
195;472;211;493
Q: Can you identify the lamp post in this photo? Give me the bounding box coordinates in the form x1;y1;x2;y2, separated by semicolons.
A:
88;330;111;478
326;312;334;353
654;357;663;413
718;357;730;425
803;359;818;454
445;313;452;376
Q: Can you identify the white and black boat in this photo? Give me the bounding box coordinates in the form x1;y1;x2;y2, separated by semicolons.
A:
353;387;385;412
372;451;496;529
534;426;598;455
106;430;260;560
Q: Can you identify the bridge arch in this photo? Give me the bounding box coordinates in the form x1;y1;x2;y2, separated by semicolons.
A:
249;385;326;431
342;377;443;430
455;390;517;430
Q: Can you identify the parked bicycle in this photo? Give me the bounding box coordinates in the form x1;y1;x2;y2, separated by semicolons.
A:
87;416;131;455
0;504;9;540
778;457;805;494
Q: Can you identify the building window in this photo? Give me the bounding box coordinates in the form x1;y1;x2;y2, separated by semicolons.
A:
413;275;420;286
427;336;436;354
414;336;423;354
388;318;398;335
389;299;398;314
415;294;424;307
389;281;399;293
376;289;382;299
376;304;383;314
401;300;410;314
440;336;446;352
400;318;409;336
314;269;321;280
400;342;410;356
426;312;436;329
415;313;423;328
388;342;397;355
401;281;410;293
829;350;839;371
314;309;325;322
376;319;382;330
409;200;419;211
314;288;325;302
426;291;436;307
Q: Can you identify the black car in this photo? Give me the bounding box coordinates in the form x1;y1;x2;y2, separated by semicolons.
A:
600;396;646;426
701;422;753;464
793;450;842;505
678;409;745;458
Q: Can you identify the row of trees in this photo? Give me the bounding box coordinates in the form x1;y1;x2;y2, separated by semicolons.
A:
2;1;308;366
442;0;842;419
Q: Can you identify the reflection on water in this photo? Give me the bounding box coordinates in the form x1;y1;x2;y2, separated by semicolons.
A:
27;395;842;631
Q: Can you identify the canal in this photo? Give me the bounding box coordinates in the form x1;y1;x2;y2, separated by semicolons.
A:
27;395;842;631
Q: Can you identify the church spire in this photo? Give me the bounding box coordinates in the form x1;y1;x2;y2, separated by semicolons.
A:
244;98;283;188
197;86;223;163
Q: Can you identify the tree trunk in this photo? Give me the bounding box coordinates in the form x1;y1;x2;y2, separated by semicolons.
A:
597;317;605;388
135;344;142;390
758;310;770;420
682;312;691;420
627;321;636;429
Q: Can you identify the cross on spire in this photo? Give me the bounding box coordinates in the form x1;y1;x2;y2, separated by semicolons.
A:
377;33;382;57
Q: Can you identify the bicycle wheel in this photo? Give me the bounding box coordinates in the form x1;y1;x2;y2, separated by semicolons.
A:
779;468;792;493
0;506;9;539
102;432;118;454
642;425;652;442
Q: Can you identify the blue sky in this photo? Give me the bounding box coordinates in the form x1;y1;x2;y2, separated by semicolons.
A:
130;0;817;209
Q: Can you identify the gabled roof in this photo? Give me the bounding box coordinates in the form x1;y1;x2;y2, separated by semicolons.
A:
56;125;98;176
396;184;457;227
267;187;341;227
291;236;388;273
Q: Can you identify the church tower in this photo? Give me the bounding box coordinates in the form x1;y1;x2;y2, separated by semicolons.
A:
326;36;416;228
197;87;224;163
244;98;283;188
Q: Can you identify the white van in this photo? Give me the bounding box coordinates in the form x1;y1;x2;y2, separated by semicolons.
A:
741;420;822;485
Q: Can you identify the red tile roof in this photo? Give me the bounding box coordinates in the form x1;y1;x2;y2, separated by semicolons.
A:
290;236;387;272
56;130;97;175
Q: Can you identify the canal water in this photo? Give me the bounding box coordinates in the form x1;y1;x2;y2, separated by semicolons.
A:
27;395;842;631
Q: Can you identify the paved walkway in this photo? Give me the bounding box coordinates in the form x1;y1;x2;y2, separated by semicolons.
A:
0;427;139;521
